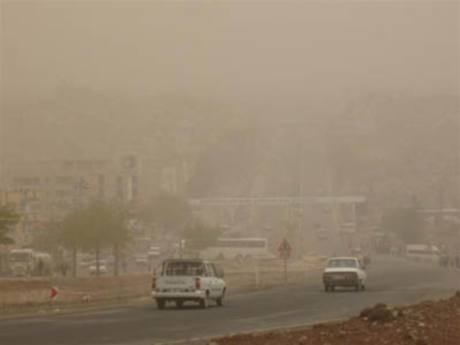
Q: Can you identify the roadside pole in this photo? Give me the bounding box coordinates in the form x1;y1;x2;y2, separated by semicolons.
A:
278;238;292;284
254;259;260;287
283;258;287;284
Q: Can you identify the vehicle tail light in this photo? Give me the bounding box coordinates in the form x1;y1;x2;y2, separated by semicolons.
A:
195;277;201;290
151;275;156;290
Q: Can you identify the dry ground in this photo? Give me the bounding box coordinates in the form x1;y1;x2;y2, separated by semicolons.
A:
215;292;460;345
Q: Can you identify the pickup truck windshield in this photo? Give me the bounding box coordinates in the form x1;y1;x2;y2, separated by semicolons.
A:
163;262;205;276
327;259;357;268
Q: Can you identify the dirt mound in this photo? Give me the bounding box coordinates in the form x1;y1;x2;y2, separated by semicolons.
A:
359;303;403;323
215;293;460;345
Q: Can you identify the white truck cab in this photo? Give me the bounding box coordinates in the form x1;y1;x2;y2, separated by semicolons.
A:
323;257;367;292
152;258;226;309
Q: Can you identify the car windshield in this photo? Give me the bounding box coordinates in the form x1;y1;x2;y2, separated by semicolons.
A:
163;262;205;276
327;259;358;268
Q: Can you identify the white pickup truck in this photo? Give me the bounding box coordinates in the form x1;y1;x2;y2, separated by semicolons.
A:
152;258;226;309
322;257;367;292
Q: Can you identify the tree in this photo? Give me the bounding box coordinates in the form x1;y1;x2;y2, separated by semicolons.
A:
0;205;20;245
31;221;62;256
61;207;86;277
182;220;222;252
105;203;130;276
60;200;130;277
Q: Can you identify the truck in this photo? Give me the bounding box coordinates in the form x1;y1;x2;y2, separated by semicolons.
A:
405;244;440;263
8;249;52;277
151;258;226;309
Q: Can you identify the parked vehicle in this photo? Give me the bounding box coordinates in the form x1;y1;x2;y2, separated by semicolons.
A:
9;249;35;277
8;249;53;277
152;258;226;309
88;260;108;275
322;257;367;292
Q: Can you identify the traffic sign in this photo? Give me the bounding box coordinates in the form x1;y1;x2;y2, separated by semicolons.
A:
278;238;292;260
278;238;292;284
50;287;59;300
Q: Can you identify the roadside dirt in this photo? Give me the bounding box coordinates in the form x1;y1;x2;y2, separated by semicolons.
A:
0;259;321;316
215;292;460;345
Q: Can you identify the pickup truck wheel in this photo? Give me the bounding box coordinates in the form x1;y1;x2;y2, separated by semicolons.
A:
176;300;184;309
198;298;208;309
156;299;166;310
355;281;363;292
324;285;329;292
216;290;225;306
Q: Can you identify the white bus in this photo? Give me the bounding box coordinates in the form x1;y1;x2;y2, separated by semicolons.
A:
200;238;275;261
406;244;440;263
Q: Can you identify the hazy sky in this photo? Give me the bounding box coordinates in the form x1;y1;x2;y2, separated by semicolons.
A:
2;1;459;105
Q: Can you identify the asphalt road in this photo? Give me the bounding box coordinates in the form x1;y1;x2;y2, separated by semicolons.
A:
0;256;458;345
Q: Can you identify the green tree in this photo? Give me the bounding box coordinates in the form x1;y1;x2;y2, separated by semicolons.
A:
105;203;130;276
60;200;130;277
61;207;86;277
0;205;20;245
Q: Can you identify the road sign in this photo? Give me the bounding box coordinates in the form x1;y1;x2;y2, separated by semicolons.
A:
278;238;292;260
50;287;58;300
278;238;292;284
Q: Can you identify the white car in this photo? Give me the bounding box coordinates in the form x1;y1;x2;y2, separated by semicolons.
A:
152;258;226;309
322;257;367;292
147;247;161;262
88;261;108;275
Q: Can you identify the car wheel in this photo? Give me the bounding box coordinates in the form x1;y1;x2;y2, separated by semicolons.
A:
324;285;329;292
217;289;225;306
355;281;363;292
199;291;210;309
176;300;184;309
156;298;166;310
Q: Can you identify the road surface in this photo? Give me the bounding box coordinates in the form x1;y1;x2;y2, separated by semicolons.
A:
0;256;458;345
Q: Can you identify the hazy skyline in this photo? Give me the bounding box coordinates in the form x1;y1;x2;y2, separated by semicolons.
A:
2;1;458;109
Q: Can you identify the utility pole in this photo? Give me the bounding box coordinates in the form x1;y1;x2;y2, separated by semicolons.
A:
0;90;5;203
298;130;305;257
70;177;89;277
